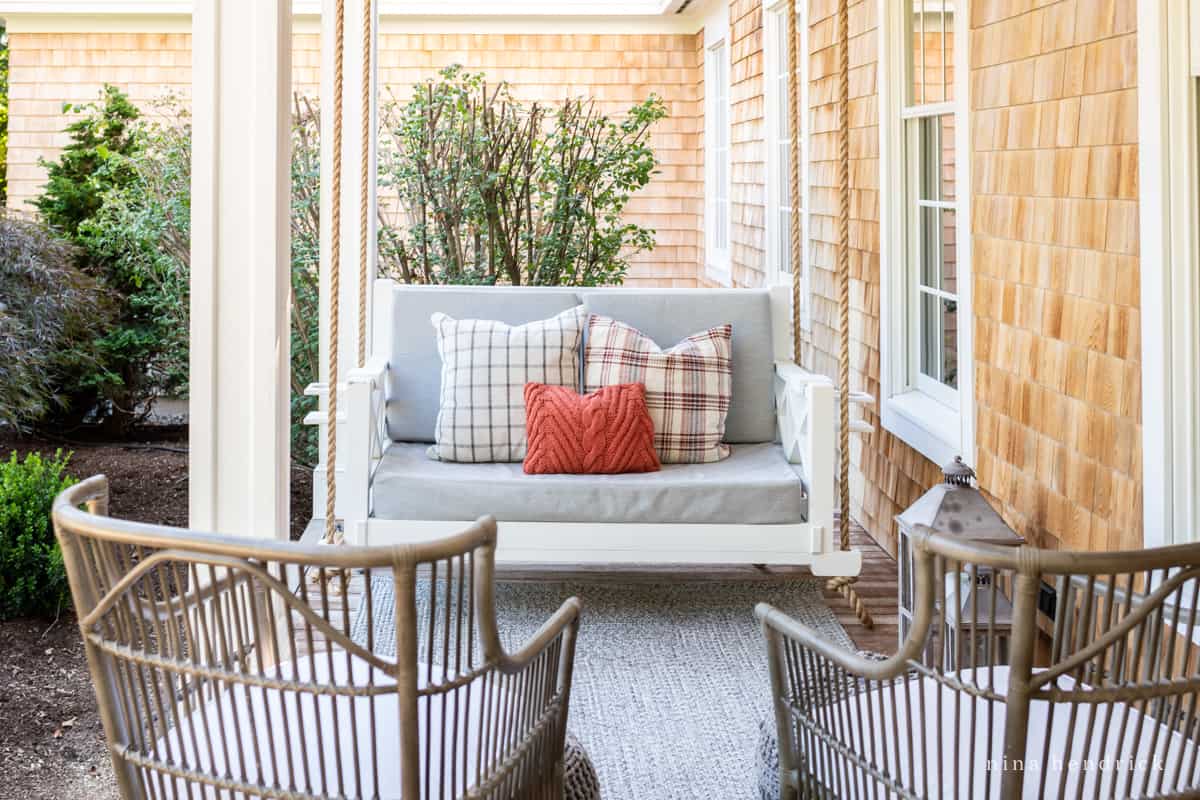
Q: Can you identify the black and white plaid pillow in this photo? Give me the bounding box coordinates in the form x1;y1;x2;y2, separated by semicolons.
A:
429;306;587;463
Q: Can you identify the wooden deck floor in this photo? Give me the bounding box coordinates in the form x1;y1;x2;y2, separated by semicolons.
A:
301;518;899;656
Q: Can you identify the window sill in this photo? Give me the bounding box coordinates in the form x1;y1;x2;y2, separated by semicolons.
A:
705;259;732;287
882;389;962;466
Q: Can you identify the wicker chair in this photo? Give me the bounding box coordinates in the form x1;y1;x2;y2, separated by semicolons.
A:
758;525;1200;799
53;475;582;800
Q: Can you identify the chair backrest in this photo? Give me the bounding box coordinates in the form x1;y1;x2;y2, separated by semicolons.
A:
53;475;580;800
373;279;781;445
759;529;1200;799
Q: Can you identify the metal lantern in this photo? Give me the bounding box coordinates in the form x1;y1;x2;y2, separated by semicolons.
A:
895;457;1024;669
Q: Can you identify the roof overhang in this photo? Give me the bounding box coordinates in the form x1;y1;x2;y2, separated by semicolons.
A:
0;0;697;16
0;0;714;34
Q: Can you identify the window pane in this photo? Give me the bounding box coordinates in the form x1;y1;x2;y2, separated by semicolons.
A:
918;208;957;294
942;296;958;389
919;291;958;389
918;115;954;201
919;206;940;288
909;0;953;107
941;115;956;202
779;207;792;273
941;209;957;293
919;291;941;382
707;39;729;256
778;140;790;203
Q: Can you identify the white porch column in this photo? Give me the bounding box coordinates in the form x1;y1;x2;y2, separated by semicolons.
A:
313;0;380;519
190;0;293;537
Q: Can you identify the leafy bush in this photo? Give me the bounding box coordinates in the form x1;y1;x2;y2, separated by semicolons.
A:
27;71;665;456
0;451;75;620
34;86;188;432
291;96;322;467
1;24;9;207
77;97;191;402
379;66;666;286
35;85;142;239
0;214;109;430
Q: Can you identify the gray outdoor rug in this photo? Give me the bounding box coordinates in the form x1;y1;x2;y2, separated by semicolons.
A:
352;576;854;800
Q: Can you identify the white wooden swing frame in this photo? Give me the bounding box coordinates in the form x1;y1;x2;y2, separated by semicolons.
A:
308;0;871;588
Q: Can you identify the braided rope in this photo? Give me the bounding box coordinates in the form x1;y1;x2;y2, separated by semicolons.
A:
358;0;372;368
786;0;802;367
836;0;850;555
829;0;873;629
323;0;346;546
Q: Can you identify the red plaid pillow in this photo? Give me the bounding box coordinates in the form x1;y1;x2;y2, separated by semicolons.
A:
584;314;732;463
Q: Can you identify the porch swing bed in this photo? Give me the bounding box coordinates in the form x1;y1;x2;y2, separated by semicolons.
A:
331;280;861;574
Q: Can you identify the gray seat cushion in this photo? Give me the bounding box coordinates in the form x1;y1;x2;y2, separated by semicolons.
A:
383;285;583;442
582;289;775;443
373;442;807;524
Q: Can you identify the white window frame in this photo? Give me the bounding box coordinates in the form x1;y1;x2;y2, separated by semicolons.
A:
704;3;732;285
762;0;810;329
878;0;973;466
1139;0;1200;547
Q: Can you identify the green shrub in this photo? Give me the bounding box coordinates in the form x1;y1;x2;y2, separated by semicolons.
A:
34;86;188;432
1;24;9;207
379;65;666;287
290;96;322;467
0;451;75;620
77;97;191;404
35;85;142;239
0;213;110;430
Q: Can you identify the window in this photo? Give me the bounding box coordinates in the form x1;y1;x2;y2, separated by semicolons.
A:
763;0;810;328
879;0;972;465
704;7;731;284
1139;0;1200;546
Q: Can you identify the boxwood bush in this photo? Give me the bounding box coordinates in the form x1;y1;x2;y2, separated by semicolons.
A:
0;451;75;620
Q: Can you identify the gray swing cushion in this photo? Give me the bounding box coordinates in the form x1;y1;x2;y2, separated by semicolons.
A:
380;284;780;446
384;286;584;442
372;441;807;525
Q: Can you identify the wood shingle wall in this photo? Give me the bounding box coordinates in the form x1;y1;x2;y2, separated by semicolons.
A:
728;0;767;288
715;0;1143;556
6;30;703;287
5;33;193;212
970;0;1142;553
803;0;944;557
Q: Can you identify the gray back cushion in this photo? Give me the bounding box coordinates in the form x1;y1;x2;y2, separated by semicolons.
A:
583;289;775;443
385;286;583;442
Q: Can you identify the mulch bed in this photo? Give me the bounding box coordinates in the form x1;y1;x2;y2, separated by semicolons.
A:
0;430;313;799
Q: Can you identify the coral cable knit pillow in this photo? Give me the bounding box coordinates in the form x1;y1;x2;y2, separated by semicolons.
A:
523;383;660;475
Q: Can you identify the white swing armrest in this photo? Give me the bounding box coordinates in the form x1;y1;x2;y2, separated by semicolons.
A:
347;354;389;387
303;356;392;542
774;362;835;550
343;356;391;540
773;362;864;575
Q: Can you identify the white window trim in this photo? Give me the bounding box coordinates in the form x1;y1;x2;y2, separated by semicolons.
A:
762;0;810;329
1138;0;1200;547
703;3;732;285
878;0;973;467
